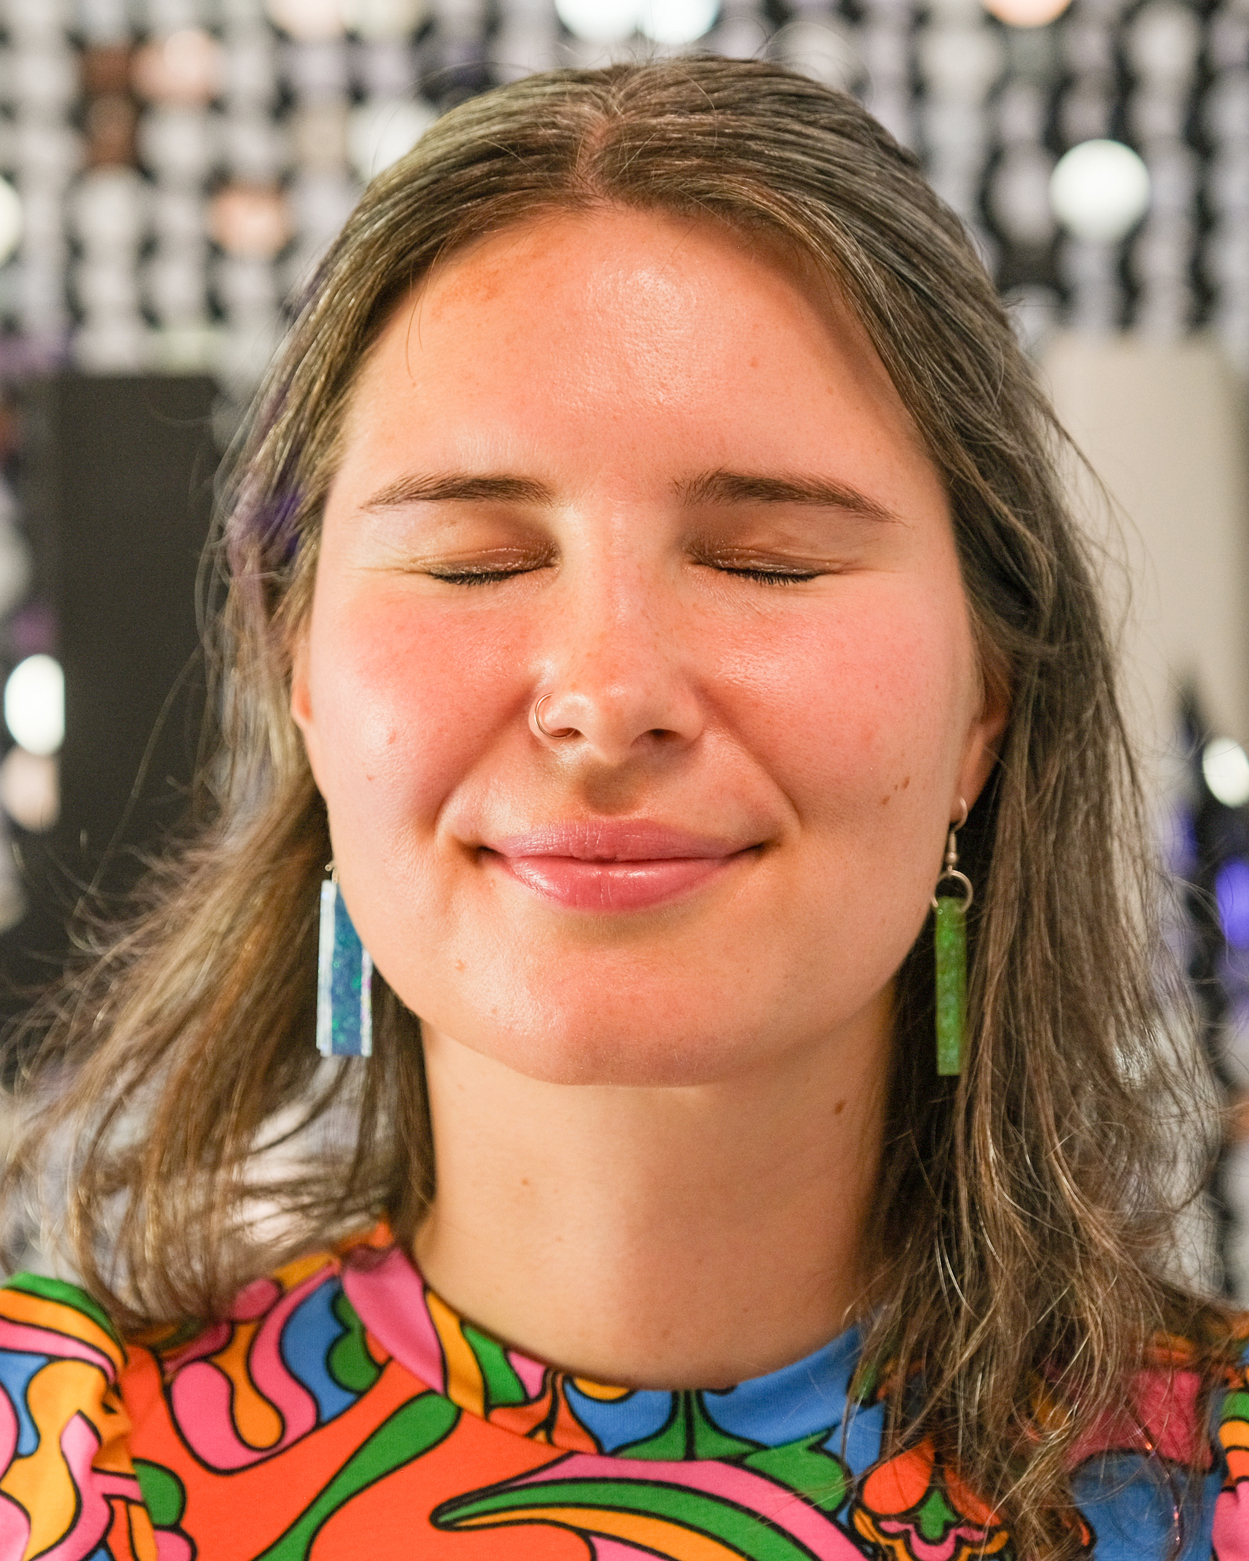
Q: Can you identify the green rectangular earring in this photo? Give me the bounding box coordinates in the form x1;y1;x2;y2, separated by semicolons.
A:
932;803;972;1077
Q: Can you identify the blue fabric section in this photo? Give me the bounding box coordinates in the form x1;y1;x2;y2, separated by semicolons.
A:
0;1351;47;1458
563;1383;675;1453
820;1397;886;1472
278;1277;357;1424
1070;1452;1220;1560
704;1326;867;1448
562;1325;886;1460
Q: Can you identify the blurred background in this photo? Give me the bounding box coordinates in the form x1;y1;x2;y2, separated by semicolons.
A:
0;0;1244;1286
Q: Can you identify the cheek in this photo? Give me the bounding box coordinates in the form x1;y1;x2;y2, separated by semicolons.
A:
305;588;524;835
724;582;974;812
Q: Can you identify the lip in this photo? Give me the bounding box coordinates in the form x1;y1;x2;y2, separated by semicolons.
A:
483;821;760;912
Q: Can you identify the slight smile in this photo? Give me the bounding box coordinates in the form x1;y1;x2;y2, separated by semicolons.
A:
482;822;763;912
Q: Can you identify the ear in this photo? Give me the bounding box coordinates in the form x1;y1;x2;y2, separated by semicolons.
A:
955;663;1009;816
289;628;324;786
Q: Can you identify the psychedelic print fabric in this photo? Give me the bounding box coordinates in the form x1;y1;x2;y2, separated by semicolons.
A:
0;1226;1243;1560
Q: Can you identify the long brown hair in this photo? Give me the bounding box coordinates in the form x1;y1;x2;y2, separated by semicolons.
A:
3;58;1229;1558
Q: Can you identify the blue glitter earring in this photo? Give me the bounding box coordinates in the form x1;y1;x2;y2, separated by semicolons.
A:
316;868;373;1058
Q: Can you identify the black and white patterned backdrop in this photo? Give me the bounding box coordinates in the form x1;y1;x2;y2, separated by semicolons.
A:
0;0;1240;391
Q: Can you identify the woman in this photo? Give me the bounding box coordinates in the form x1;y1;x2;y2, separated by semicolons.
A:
0;57;1242;1561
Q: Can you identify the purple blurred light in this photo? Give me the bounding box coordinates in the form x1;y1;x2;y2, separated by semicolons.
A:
1217;858;1249;950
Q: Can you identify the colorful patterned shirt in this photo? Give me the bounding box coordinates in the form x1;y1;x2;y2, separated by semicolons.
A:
1;1226;1248;1560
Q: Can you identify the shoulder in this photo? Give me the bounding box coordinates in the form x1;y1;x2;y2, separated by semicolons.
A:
0;1271;150;1557
137;1223;389;1383
139;1236;368;1391
123;1227;392;1475
1045;1326;1249;1558
0;1229;389;1556
0;1269;129;1402
1211;1322;1249;1554
1085;1318;1249;1558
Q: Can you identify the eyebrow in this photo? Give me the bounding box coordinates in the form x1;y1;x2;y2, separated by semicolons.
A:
676;469;897;521
362;472;555;510
360;467;897;521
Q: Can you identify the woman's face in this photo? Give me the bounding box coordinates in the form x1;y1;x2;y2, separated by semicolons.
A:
292;207;1005;1086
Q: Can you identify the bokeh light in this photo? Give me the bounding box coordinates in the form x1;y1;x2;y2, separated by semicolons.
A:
132;28;224;105
1050;140;1151;243
1217;858;1249;949
209;184;293;261
0;180;22;266
347;99;436;182
639;0;719;45
555;0;640;44
0;747;57;833
4;654;64;758
341;0;428;39
1204;736;1249;808
982;0;1072;27
266;0;346;41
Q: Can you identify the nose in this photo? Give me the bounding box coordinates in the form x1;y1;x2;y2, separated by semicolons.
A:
529;565;704;765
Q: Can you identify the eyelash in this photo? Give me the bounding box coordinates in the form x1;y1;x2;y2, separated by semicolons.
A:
425;566;538;586
425;562;823;587
718;566;820;586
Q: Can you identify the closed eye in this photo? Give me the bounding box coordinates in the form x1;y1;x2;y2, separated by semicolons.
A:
717;565;824;585
694;546;834;585
418;547;555;585
425;564;542;585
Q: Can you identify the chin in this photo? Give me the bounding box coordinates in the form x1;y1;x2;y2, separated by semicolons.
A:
443;1008;768;1089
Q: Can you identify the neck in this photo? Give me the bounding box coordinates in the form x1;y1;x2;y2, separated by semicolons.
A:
413;998;891;1390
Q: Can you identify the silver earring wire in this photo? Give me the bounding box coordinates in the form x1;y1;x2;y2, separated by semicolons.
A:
932;797;973;912
532;694;576;740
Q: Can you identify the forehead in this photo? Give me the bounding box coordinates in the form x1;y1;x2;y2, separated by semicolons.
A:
333;205;942;515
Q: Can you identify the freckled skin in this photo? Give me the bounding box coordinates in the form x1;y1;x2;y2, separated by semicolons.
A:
291;208;1005;1091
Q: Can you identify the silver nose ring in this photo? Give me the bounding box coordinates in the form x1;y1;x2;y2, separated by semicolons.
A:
532;694;577;740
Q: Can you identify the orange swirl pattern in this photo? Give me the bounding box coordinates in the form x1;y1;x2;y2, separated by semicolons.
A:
0;1234;1241;1561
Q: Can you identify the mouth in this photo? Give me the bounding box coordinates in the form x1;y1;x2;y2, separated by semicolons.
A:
482;821;762;912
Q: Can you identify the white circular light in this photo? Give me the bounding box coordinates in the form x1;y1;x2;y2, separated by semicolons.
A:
555;0;640;44
347;98;436;182
982;0;1072;26
4;655;64;758
341;0;427;39
639;0;719;45
0;747;58;832
1203;737;1249;808
1050;140;1151;243
0;180;23;265
266;0;345;41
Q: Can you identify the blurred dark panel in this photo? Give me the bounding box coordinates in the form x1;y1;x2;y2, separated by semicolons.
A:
0;374;216;1028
